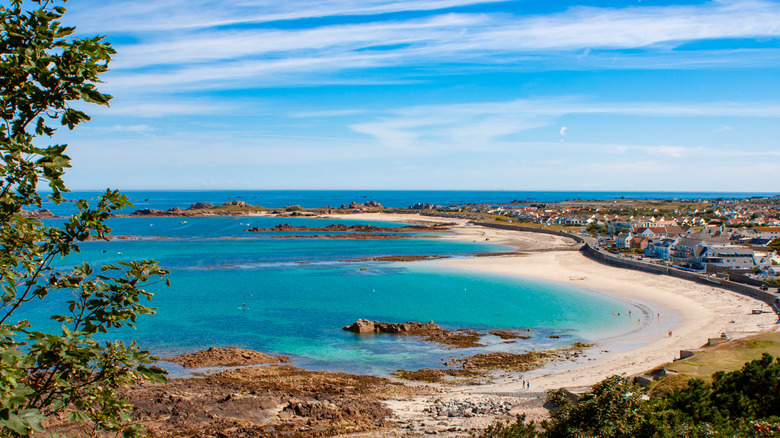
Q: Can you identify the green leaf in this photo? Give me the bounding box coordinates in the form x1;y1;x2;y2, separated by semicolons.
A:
1;412;30;435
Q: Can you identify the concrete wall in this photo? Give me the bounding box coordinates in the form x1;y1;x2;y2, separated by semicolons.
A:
580;243;780;319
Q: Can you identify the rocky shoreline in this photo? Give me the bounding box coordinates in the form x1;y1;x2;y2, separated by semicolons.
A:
112;314;596;438
124;362;424;437
117;338;587;438
164;346;292;368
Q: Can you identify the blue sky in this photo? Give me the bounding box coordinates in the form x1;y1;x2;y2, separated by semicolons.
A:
51;0;780;191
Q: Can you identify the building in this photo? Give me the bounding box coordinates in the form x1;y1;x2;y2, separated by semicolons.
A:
698;246;758;269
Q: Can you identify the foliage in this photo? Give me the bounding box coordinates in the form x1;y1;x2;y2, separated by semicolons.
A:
479;354;780;437
1;1;168;436
768;239;780;252
476;414;538;438
542;375;657;438
585;222;607;234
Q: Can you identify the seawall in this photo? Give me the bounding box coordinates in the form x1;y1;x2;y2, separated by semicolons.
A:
474;222;780;321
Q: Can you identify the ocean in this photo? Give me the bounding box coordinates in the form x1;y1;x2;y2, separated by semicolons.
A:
38;189;775;216
20;190;746;375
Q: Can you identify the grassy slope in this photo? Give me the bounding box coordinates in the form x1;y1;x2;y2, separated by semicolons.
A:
661;331;780;381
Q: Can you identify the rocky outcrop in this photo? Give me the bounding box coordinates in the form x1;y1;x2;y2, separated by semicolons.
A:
223;200;248;207
343;320;484;348
188;202;214;210
343;319;442;334
409;202;444;210
338;200;384;210
424;399;513;418
131;208;167;216
165;346;291;368
122;364;411;438
18;208;56;219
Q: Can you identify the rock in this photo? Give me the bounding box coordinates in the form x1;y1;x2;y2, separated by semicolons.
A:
165;346;291;368
131;208;167;216
168;206;180;212
223;201;248;207
343;319;375;333
18;208;56;219
188;202;213;210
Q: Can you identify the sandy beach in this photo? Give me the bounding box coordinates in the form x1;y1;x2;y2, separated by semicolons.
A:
323;212;779;434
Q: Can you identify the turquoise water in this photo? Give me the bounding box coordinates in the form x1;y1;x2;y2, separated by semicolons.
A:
21;216;635;375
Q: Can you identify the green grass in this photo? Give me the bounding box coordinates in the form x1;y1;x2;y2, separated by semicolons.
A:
662;332;780;381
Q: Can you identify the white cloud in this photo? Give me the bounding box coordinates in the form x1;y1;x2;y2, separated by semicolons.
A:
345;97;780;152
66;0;780;92
107;124;154;132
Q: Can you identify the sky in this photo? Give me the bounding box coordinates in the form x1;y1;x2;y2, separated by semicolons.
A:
48;0;780;191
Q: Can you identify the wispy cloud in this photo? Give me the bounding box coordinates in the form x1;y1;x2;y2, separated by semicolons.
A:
73;0;780;93
347;97;780;150
71;0;512;33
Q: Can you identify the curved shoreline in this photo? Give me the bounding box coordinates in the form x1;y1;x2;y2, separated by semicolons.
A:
323;212;778;389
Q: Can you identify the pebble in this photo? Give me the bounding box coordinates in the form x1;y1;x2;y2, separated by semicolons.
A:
423;399;513;418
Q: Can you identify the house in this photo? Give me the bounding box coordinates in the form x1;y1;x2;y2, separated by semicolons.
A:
629;236;650;250
669;237;707;268
699;245;758;270
633;226;688;238
754;227;780;240
616;232;632;248
645;237;675;260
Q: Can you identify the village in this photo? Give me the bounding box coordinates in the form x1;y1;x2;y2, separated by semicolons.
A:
411;196;780;287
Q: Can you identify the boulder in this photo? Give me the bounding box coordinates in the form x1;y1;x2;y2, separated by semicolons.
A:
189;202;214;210
343;319;375;333
223;201;249;207
19;208;56;219
132;208;166;216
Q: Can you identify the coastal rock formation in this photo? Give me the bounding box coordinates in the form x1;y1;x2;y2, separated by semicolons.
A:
131;208;167;216
18;208;56;219
343;320;485;348
338;200;384;210
122;364;413;438
188;202;214;209
344;319;441;334
128;203;262;217
489;329;532;340
409;202;444;210
424;399;513;418
165;346;291;368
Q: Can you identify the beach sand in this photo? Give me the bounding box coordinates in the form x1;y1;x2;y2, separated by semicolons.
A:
323;212;779;435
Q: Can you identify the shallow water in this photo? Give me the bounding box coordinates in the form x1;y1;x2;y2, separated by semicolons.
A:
20;216;636;375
